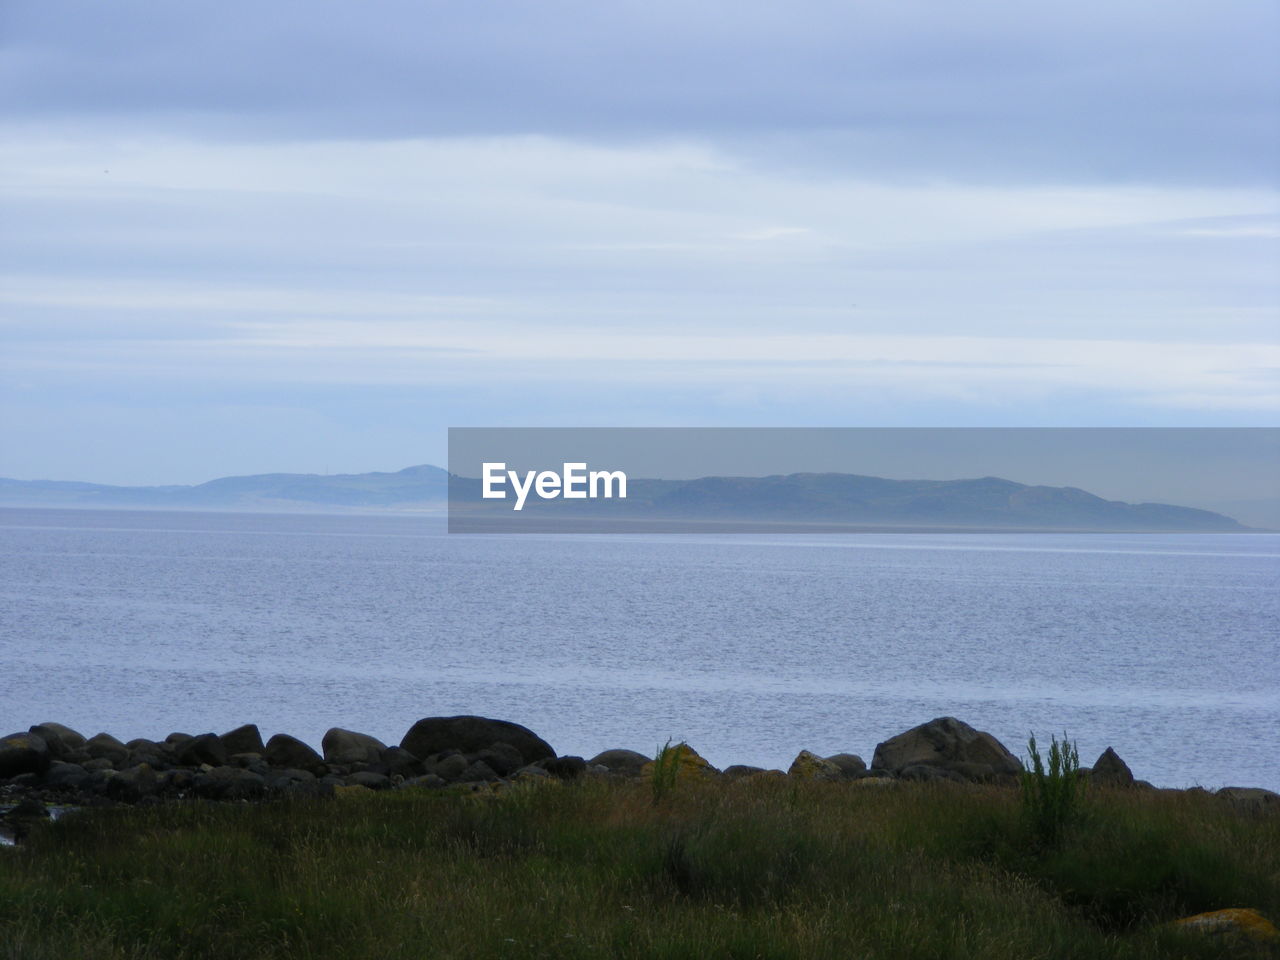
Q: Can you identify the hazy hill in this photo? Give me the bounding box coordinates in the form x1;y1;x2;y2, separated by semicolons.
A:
450;471;1251;531
0;465;448;510
0;465;1253;530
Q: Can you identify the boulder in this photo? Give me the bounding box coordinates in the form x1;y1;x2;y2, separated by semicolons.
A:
229;755;269;776
826;753;867;779
194;766;266;801
322;728;387;766
401;716;554;767
1172;908;1278;944
900;764;964;783
1090;747;1134;786
787;750;843;782
126;739;168;769
174;733;227;768
104;763;158;802
588;749;650;778
457;760;500;783
29;723;86;759
265;768;316;790
86;733;129;766
475;743;524;777
1216;786;1280;814
43;761;90;791
263;734;324;773
401;774;447;790
160;768;196;793
426;753;469;782
221;724;265;755
379;747;423;779
640;742;719;781
871;717;1021;781
511;764;552;781
0;732;50;778
345;771;391;790
7;797;50;820
723;764;767;779
543;756;588;780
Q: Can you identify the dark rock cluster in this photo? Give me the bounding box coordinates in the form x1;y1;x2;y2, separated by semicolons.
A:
3;715;1273;842
0;716;566;818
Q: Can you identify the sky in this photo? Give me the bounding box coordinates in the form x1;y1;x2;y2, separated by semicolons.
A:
1;0;1278;486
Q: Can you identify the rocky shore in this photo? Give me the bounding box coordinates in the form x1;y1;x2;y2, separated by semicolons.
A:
2;715;1276;841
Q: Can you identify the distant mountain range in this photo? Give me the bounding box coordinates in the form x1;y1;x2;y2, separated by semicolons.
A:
0;465;449;510
0;465;1257;531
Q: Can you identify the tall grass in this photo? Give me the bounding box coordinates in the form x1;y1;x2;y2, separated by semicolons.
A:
649;738;683;805
1;778;1276;959
1022;732;1082;849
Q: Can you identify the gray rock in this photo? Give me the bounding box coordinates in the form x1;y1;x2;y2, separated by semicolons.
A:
900;763;964;783
512;764;551;780
29;723;87;759
457;760;499;783
401;716;554;767
400;774;448;790
126;739;168;770
475;743;524;777
164;732;193;746
174;733;227;768
322;728;387;765
105;763;158;802
426;753;469;782
788;750;844;781
0;731;50;778
345;771;391;790
264;734;324;773
587;749;650;778
379;747;423;778
265;767;316;789
86;733;129;766
6;797;49;820
160;768;196;793
1091;747;1134;786
1216;786;1280;814
230;755;269;776
825;754;867;779
221;724;265;756
872;717;1022;781
44;760;90;790
543;756;588;780
194;766;266;800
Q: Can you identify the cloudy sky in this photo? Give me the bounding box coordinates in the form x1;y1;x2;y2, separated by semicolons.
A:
2;0;1277;484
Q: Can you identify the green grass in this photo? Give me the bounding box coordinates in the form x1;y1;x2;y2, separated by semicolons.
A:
1022;732;1082;849
1;778;1277;959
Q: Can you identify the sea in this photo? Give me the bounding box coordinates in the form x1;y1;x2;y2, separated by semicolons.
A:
1;507;1276;791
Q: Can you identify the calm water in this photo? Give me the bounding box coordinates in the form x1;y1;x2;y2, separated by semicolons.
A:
1;507;1276;790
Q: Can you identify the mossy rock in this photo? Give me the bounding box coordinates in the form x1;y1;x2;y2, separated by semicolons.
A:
1172;907;1279;944
787;750;843;781
640;743;718;781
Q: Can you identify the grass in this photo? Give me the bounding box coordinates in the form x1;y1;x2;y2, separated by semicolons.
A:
1;777;1277;959
1022;732;1082;849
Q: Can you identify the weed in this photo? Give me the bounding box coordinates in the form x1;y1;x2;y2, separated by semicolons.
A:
1021;732;1081;849
651;738;683;805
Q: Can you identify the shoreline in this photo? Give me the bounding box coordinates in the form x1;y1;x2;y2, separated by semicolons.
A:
5;714;1277;838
